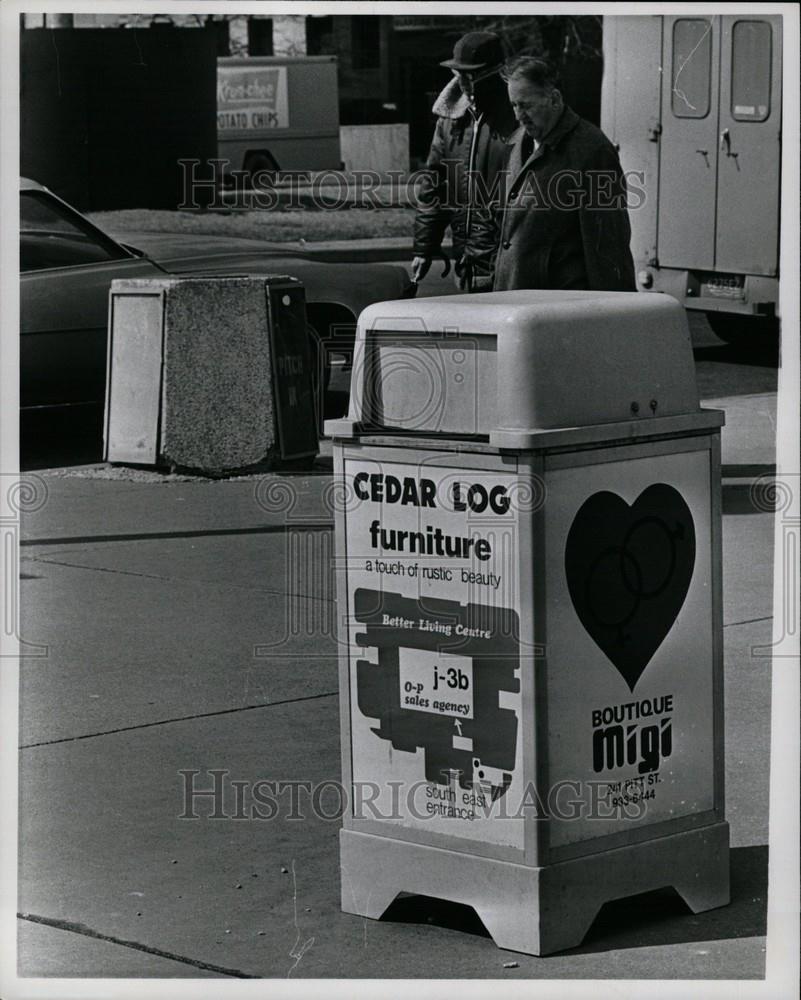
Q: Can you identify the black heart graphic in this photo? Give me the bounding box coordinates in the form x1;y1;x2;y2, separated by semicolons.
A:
565;484;695;691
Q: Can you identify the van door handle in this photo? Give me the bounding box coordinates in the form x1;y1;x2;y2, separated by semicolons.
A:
695;149;710;167
720;128;739;166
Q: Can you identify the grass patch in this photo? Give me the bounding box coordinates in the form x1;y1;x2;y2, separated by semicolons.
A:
88;208;415;243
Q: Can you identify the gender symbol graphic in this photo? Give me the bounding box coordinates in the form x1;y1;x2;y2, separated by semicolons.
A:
565;484;696;691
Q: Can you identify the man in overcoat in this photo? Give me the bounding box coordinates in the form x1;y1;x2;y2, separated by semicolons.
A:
493;56;636;292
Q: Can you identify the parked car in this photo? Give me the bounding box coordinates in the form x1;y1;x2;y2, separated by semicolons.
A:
20;178;414;409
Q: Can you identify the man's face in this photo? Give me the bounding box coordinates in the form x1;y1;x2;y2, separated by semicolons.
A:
507;77;561;140
453;70;476;103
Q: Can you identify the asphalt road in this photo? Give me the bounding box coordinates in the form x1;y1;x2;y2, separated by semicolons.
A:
19;309;778;473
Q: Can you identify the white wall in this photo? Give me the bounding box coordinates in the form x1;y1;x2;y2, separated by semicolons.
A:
340;124;409;175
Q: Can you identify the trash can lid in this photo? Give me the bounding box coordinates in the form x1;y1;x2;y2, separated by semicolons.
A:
329;291;723;448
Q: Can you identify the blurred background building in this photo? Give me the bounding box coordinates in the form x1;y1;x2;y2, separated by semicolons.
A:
22;12;603;164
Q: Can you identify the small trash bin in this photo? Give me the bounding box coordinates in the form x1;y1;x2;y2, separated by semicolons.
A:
326;289;729;956
104;275;318;473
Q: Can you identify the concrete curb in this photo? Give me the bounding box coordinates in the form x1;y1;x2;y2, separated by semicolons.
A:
298;237;416;263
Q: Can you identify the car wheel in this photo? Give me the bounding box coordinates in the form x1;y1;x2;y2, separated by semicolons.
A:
305;323;332;431
306;324;332;390
243;151;279;187
705;312;779;348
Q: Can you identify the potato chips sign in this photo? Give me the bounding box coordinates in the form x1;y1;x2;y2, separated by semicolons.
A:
217;65;289;131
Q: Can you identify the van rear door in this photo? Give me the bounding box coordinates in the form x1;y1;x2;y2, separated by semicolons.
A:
658;15;720;270
714;15;782;275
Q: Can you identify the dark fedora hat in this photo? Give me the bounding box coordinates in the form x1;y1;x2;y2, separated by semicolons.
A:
440;31;505;72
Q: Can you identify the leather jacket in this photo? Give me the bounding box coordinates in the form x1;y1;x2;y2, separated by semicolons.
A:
413;80;511;290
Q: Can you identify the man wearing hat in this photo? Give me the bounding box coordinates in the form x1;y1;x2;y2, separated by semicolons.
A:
412;31;516;291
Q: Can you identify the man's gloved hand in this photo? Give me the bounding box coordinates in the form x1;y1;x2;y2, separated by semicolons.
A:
411;254;451;284
454;256;472;291
411;256;432;283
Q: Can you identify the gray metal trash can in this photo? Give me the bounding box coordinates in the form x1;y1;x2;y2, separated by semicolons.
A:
326;289;729;955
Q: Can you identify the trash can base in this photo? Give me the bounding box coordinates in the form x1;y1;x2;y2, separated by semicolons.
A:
340;822;730;956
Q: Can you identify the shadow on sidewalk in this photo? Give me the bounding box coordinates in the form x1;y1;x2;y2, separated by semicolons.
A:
380;844;767;956
20;390;349;473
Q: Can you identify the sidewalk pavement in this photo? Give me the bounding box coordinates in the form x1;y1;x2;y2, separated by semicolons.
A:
705;392;777;472
16;392;776;980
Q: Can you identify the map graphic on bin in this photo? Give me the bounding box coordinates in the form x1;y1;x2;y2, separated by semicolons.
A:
353;589;520;802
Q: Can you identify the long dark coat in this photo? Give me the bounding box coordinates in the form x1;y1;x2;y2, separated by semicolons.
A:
493;107;636;292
